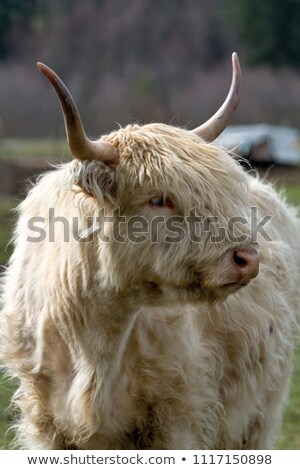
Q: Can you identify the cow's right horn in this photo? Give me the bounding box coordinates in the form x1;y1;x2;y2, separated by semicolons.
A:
37;62;118;163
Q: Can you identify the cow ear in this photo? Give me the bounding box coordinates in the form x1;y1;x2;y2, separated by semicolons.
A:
69;159;117;202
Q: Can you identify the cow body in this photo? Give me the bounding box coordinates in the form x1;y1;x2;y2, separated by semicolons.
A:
1;124;299;449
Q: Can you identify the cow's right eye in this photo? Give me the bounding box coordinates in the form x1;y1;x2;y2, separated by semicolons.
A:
149;197;174;209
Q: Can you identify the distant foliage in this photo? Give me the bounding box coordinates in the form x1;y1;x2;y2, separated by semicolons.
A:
0;0;38;58
0;0;229;69
1;0;300;137
2;1;300;68
225;0;300;68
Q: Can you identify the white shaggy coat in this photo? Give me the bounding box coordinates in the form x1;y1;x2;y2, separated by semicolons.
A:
1;123;300;449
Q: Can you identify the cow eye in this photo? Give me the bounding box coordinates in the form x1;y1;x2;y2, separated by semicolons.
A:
149;197;174;209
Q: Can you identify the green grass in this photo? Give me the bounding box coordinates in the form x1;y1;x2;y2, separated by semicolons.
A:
284;185;300;205
0;372;16;449
0;138;69;161
277;347;300;449
0;198;18;266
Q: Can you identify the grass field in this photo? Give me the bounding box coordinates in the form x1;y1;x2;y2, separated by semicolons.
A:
0;138;68;161
283;185;300;204
277;348;300;449
0;170;299;449
0;199;17;267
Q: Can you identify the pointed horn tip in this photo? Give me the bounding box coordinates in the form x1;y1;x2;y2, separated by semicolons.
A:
231;52;240;71
37;62;47;73
37;62;56;81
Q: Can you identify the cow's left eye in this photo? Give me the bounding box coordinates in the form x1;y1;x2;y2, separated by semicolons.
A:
149;197;174;209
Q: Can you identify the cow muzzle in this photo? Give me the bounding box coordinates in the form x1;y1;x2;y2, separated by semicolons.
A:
223;245;260;288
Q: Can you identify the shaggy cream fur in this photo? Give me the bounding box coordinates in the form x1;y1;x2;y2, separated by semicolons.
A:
1;123;299;449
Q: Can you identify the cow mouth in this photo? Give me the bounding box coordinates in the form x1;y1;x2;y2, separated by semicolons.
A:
190;272;251;291
184;276;253;303
146;274;252;306
222;280;250;288
213;280;252;296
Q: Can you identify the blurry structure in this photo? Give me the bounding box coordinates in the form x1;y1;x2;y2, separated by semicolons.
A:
217;125;300;166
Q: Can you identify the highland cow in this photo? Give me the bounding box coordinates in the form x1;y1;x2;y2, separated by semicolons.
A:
1;54;299;449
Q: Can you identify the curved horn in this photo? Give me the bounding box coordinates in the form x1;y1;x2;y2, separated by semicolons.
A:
191;52;241;142
37;62;118;163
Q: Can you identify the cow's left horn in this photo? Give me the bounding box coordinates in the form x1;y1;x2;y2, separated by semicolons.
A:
191;52;241;142
37;62;118;163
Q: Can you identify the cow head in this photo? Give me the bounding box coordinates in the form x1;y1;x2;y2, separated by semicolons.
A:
37;54;259;304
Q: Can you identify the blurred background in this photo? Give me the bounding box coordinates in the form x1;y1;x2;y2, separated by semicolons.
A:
0;0;300;449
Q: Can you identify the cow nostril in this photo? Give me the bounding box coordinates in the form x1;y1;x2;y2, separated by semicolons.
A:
228;247;260;283
233;250;248;268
